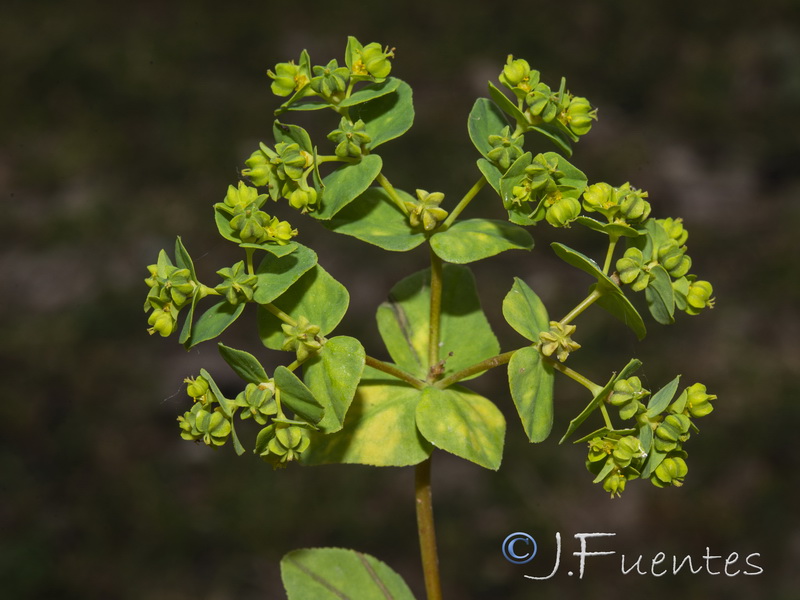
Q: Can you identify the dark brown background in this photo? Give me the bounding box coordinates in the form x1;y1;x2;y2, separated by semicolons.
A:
3;1;799;598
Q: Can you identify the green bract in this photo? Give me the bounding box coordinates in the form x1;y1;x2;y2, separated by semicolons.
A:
142;38;720;598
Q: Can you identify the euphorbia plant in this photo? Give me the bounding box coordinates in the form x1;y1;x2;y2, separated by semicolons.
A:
144;38;717;599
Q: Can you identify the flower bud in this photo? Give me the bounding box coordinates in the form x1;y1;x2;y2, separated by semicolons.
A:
487;126;525;171
327;118;371;159
275;142;309;182
526;83;557;122
500;55;531;88
651;455;688;488
235;382;277;425
657;241;692;278
265;216;299;244
659;217;689;246
562;96;597;136
256;423;311;467
616;248;650;291
539;321;581;362
684;383;716;418
268;61;310;97
281;315;324;362
616;184;651;223
609;376;649;420
310;59;350;101
230;205;272;244
612;435;645;469
215;261;258;305
185;375;210;400
545;196;581;227
685;280;714;315
405;189;448;232
288;187;318;213
582;182;617;220
147;305;178;337
602;469;629;498
360;43;394;79
224;181;265;210
654;413;691;452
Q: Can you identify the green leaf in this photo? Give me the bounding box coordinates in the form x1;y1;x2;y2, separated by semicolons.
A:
229;420;246;456
258;265;349;350
303;336;365;434
574;216;640;239
253;243;318;304
376;265;500;381
339;77;401;107
560;359;642;443
430;219;533;264
274;366;324;426
351;80;415;149
640;447;667;479
545;151;587;190
281;547;417;600
502;277;550;342
488;81;526;125
528;121;575;157
645;375;682;418
499;151;533;208
187;301;246;348
239;241;299;257
416;386;505;470
278;96;332;113
551;242;606;281
508;346;555;442
645;264;676;324
199;368;236;419
468;97;509;158
178;288;201;346
312;154;383;220
273;121;313;152
324;187;426;251
174;237;197;281
302;367;432;466
477;158;503;195
551;243;646;339
217;343;269;384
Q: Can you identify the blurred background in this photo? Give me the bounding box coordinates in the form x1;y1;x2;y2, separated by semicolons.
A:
2;1;799;598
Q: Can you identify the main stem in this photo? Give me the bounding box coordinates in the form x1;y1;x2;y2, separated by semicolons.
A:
416;246;445;600
416;457;442;600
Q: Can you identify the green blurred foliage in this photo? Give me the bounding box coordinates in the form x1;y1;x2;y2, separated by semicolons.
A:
2;1;799;598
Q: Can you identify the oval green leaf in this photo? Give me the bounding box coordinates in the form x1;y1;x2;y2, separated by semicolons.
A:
375;265;500;381
253;243;318;304
188;301;246;348
281;547;417;600
274;366;324;426
508;346;555;443
258;265;349;350
302;367;432;467
430;218;533;264
324;187;426;251
339;77;401;107
645;264;676;324
312;154;383;220
351;80;415;149
468;97;509;158
217;343;269;384
502;277;550;342
303;336;366;434
416;386;505;470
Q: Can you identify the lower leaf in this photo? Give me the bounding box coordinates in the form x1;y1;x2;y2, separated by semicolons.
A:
281;547;417;600
415;386;505;470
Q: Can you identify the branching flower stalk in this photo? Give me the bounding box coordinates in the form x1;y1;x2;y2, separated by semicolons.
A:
143;39;718;599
